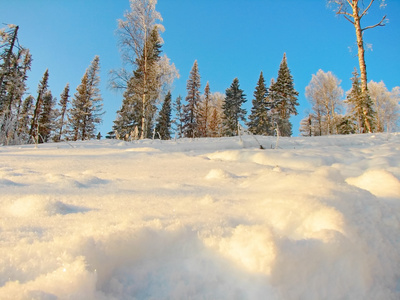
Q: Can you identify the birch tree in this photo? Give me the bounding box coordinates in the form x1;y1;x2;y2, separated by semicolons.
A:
111;0;178;139
328;0;386;132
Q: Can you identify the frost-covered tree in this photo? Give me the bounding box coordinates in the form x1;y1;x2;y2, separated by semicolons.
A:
299;113;313;137
155;91;172;140
208;92;224;137
17;95;34;141
269;54;299;137
183;60;201;138
247;71;271;135
68;56;103;141
111;0;178;139
222;78;247;136
368;80;400;132
305;69;344;135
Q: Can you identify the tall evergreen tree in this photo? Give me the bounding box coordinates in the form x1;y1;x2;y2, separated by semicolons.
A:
345;68;375;133
197;81;211;137
183;60;201;138
172;95;184;138
68;56;103;141
269;53;299;137
37;90;55;143
17;95;34;141
29;69;49;142
222;78;247;136
54;83;70;142
155;91;172;140
247;71;271;135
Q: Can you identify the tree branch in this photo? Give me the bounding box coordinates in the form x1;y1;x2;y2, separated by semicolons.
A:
360;0;375;19
361;15;387;31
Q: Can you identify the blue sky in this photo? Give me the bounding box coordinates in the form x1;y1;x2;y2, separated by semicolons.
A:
1;0;399;136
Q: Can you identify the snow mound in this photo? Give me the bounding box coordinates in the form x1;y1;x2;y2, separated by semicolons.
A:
7;196;91;217
346;169;400;198
205;168;238;180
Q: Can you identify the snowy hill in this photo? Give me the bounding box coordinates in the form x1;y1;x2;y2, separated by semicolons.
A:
1;133;399;299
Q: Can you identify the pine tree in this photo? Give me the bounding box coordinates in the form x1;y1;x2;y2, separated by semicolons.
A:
222;78;247;136
247;71;271;135
269;54;299;137
155;91;172;140
183;60;201;138
68;56;103;141
54;83;70;142
29;69;49;142
299;114;313;137
17;95;34;141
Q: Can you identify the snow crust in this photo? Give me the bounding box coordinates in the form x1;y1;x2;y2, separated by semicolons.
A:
0;133;399;299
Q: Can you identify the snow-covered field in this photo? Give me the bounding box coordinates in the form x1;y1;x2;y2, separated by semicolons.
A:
0;133;399;300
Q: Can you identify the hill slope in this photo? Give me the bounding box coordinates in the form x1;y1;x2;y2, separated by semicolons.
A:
1;133;399;299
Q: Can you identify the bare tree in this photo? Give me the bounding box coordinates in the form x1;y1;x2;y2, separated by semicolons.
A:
328;0;386;94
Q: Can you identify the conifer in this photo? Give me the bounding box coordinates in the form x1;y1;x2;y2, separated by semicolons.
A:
155;91;172;140
183;60;201;138
222;78;247;136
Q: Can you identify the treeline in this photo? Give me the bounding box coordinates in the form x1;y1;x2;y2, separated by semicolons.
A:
0;25;103;145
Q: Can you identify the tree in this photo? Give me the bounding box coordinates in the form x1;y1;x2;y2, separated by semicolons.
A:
368;80;400;132
37;90;55;143
247;71;271;135
68;56;103;141
269;53;299;137
328;0;386;133
197;81;212;137
155;91;172;140
328;0;386;94
299;113;313;137
111;0;178;139
222;78;247;136
54;83;70;142
345;68;375;133
208;92;224;137
29;69;49;142
305;69;344;135
183;60;201;138
172;95;184;138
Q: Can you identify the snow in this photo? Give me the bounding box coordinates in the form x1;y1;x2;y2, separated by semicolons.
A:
0;133;399;299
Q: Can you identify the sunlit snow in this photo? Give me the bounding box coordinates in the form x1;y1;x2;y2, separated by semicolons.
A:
0;133;399;299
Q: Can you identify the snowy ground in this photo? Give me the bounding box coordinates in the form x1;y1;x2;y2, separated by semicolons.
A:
0;133;399;300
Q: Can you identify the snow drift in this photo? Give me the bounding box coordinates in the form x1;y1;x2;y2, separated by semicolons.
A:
0;133;399;299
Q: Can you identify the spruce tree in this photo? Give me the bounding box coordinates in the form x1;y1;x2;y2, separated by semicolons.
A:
222;78;247;136
269;53;299;137
345;68;375;133
17;95;34;141
54;83;70;142
155;91;172;140
38;90;55;143
198;82;211;137
29;69;49;142
68;56;103;141
183;60;201;138
247;71;271;135
172;95;184;138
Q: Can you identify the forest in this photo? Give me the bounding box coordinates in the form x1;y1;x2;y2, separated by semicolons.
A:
0;0;399;146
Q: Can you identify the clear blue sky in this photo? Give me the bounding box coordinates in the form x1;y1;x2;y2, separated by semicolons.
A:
1;0;399;136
